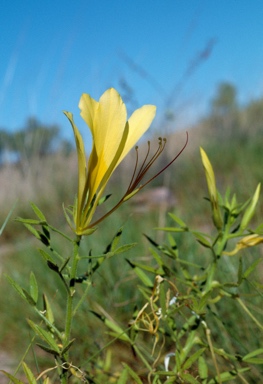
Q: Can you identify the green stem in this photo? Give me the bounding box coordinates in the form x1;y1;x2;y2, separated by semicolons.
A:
61;235;81;383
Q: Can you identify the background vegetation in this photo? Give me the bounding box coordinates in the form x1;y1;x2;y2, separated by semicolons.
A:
0;81;262;382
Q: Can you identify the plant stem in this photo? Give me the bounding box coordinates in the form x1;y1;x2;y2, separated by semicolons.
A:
61;235;81;383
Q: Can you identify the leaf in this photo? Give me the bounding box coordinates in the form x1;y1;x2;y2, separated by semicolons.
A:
243;258;262;279
36;343;60;357
30;202;47;221
90;311;131;343
168;213;188;229
22;223;41;239
22;362;37;384
113;243;137;254
27;319;60;353
243;348;263;361
22;288;36;306
38;248;54;263
198;355;208;382
192;231;212;248
116;367;129;384
240;183;261;231
126;259;154;287
43;294;54;325
122;363;143;384
0;201;17;236
61;339;75;355
5;275;27;302
0;371;24;384
180;373;200;384
182;348;206;370
208;368;250;383
15;218;45;225
30;272;38;303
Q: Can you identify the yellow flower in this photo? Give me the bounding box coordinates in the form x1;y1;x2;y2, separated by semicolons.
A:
64;88;156;235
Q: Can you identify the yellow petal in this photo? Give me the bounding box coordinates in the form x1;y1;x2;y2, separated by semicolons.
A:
79;89;128;196
117;104;156;165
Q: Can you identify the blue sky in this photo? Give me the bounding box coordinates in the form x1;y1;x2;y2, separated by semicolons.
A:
1;0;263;144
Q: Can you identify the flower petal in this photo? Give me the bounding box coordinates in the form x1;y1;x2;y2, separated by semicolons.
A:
118;105;156;165
79;89;128;197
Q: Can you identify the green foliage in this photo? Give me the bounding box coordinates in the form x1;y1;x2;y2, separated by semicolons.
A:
1;147;262;384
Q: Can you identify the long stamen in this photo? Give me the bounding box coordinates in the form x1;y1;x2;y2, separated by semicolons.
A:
87;132;188;230
127;146;140;191
138;131;188;190
127;137;166;193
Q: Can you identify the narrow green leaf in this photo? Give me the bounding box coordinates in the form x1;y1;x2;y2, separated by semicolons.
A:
243;348;263;361
243;357;263;364
168;213;188;228
15;218;45;225
198;355;208;382
126;259;154;287
116;367;129;384
113;243;137;254
110;227;123;252
23;223;41;239
43;294;54;325
22;288;36;306
22;362;37;384
30;202;47;221
180;373;200;384
30;272;38;303
0;371;24;384
122;363;143;384
192;231;212;248
208;368;250;383
27;319;60;353
61;339;75;355
6;275;27;301
183;348;206;370
36;343;60;356
237;257;243;285
155;227;186;232
243;258;262;279
240;183;261;231
0;201;17;236
38;248;54;263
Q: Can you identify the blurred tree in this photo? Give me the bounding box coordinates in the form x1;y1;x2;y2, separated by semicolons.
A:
209;82;240;137
0;129;10;164
6;117;60;175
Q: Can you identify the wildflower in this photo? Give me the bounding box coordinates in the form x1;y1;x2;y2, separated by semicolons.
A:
64;88;187;236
